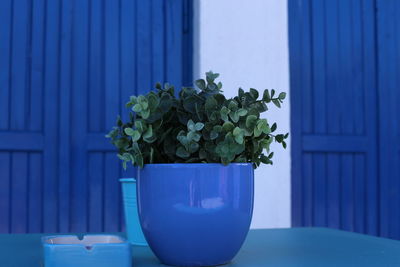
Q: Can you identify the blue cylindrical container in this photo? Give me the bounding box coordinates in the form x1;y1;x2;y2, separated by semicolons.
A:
119;178;147;246
136;163;254;267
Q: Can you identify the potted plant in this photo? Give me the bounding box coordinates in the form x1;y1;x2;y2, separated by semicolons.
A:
106;72;288;267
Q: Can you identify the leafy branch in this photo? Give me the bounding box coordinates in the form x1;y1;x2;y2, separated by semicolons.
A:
106;71;289;169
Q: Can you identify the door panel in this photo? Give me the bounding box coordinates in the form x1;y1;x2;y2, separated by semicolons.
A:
289;0;379;236
290;0;400;239
377;0;400;239
0;0;192;233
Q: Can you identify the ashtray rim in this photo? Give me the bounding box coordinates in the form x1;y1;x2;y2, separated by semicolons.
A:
42;234;129;249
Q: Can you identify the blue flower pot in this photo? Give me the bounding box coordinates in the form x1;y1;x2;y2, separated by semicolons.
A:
136;163;254;267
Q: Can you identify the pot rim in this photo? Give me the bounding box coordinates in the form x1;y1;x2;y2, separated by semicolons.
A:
140;163;253;168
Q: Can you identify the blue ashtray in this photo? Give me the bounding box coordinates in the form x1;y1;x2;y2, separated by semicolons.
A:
42;235;132;267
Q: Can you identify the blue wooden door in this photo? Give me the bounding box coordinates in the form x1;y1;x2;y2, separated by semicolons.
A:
289;0;379;236
290;0;400;239
0;0;192;233
376;0;400;239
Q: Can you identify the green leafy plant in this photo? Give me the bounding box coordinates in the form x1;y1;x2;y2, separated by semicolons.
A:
106;71;288;169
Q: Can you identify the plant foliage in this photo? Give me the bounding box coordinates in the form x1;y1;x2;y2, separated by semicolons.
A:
106;71;288;169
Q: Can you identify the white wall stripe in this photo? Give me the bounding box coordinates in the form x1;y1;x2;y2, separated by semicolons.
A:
193;0;291;228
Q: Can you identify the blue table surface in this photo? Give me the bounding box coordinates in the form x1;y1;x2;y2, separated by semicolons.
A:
1;227;400;267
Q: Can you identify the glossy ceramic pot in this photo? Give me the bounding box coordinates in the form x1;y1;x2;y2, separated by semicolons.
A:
136;163;254;267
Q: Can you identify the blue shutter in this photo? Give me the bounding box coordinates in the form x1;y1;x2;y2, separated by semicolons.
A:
0;0;192;233
376;0;400;239
289;0;379;236
290;0;400;239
